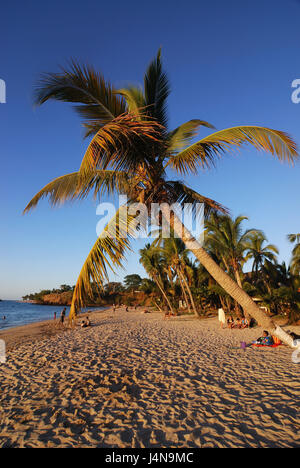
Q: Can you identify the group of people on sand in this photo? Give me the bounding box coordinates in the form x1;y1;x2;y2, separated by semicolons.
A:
218;308;250;330
113;304;138;313
226;316;249;329
54;308;91;329
218;308;284;348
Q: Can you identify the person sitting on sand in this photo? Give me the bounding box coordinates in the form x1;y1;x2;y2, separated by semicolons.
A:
227;316;235;329
241;318;249;329
80;317;91;328
236;317;246;329
289;331;300;341
253;331;274;346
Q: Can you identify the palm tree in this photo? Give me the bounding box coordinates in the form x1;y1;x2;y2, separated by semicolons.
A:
205;214;260;288
160;236;199;316
139;243;174;313
244;261;300;324
24;51;299;347
288;233;300;275
287;233;300;244
244;231;279;273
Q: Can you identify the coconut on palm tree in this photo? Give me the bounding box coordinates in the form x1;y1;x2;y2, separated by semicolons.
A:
24;51;299;347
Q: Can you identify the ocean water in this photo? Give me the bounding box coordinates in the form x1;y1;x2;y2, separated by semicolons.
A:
0;301;104;331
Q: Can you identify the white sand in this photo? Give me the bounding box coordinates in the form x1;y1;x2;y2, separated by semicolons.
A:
0;308;299;448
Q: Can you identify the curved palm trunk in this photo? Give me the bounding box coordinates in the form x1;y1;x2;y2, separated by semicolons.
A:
153;274;175;314
176;268;192;314
163;207;296;348
234;268;243;289
179;270;199;317
231;268;244;318
152;299;163;312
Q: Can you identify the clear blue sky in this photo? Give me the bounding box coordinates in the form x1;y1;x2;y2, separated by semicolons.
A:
1;0;300;299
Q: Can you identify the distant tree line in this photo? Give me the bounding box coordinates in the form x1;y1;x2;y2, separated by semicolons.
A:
22;216;300;324
22;284;74;302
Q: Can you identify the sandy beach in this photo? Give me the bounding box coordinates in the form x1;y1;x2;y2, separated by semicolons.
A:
0;307;299;448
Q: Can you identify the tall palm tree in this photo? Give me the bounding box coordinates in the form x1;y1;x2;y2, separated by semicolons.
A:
288;233;300;275
24;51;299;347
205;214;260;288
139;243;174;313
244;231;279;273
160;237;198;316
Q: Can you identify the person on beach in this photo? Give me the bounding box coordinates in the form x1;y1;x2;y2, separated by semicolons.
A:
81;316;91;328
54;311;56;321
235;318;242;329
227;316;235;328
60;308;66;325
253;331;274;346
241;318;249;329
218;308;226;329
85;316;91;327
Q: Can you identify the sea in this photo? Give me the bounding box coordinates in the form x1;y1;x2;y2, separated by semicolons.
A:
0;300;105;331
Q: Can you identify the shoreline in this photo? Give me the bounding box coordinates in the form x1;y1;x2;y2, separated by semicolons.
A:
0;307;110;350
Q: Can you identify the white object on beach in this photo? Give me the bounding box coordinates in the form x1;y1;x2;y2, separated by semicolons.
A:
218;308;226;324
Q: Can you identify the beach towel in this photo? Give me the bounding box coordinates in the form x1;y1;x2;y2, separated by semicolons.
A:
252;343;282;348
252;336;283;348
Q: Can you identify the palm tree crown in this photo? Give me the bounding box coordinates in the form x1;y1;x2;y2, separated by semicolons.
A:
244;231;279;273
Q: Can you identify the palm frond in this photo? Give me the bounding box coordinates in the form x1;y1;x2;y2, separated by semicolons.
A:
167;126;299;175
79;112;163;177
290;253;300;275
117;86;146;119
69;206;137;319
144;49;170;128
23;170;129;213
288;233;300;244
167;120;215;153
164;181;228;217
34;61;126;137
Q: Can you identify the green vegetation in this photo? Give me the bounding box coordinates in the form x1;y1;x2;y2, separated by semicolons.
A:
137;215;300;324
24;50;299;344
22;218;300;325
22;285;75;302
